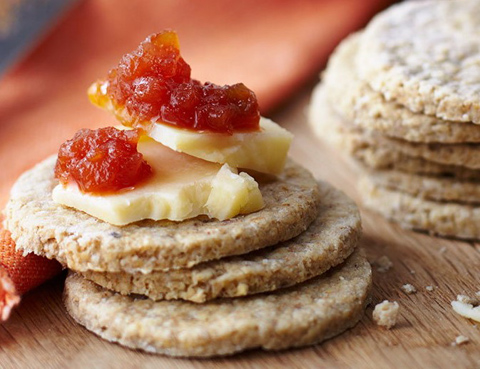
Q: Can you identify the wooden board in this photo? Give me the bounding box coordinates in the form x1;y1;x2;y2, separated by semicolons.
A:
1;87;480;369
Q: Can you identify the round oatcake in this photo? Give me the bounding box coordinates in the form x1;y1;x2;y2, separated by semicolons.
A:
312;85;480;169
368;170;480;205
356;0;480;123
63;248;371;357
359;176;480;239
309;85;480;180
82;181;361;302
4;157;320;273
323;33;480;143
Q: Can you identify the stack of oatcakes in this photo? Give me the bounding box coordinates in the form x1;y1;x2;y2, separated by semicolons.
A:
310;0;480;239
4;156;371;357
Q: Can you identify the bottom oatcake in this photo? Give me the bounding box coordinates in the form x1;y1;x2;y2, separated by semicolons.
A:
63;249;371;357
81;181;361;302
4;157;319;274
359;177;480;239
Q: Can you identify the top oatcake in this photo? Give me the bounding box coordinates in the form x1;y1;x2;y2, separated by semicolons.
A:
356;0;480;123
4;157;320;274
323;33;480;143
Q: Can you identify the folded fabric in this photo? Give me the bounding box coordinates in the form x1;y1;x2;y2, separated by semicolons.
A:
0;228;62;321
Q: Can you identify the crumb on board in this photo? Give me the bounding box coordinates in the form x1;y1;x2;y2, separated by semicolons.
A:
439;246;447;254
457;294;479;305
451;294;480;323
451;335;470;346
426;286;434;292
373;300;399;329
374;255;393;273
401;284;417;295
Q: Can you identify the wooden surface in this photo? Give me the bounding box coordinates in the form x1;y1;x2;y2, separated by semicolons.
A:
1;87;480;369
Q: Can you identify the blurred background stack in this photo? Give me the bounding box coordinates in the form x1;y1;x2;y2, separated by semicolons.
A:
310;1;480;239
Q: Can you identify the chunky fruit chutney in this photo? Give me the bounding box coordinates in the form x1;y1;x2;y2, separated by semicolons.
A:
105;31;260;134
55;127;152;194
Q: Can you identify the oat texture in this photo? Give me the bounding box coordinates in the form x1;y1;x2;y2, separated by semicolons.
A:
359;177;480;239
367;170;480;204
63;249;371;357
311;85;480;170
357;0;480;123
4;157;320;273
310;86;480;180
323;33;480;143
83;181;361;302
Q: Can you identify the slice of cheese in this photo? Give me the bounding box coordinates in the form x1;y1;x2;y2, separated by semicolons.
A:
52;137;264;226
88;82;293;175
147;117;293;175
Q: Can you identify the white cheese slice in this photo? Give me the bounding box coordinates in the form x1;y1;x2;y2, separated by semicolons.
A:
147;117;293;175
52;137;264;226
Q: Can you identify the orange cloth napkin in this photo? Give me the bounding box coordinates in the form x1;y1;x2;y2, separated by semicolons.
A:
0;0;394;320
0;228;62;321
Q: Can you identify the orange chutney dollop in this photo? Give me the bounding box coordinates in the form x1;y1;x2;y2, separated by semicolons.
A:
104;31;260;134
55;127;152;194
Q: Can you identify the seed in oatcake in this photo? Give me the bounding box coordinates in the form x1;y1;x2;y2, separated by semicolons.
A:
373;300;399;329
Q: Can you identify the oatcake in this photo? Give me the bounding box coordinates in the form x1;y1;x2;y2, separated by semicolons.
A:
4;156;320;274
325;130;480;181
310;85;480;180
323;33;480;143
359;177;480;239
82;181;361;302
63;248;371;357
357;0;480;123
313;86;480;169
368;170;480;205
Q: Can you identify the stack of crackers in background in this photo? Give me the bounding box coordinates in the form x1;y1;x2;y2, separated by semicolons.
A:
310;0;480;239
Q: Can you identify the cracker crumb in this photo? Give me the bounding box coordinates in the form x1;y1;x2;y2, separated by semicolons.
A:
375;255;393;273
373;300;399;329
426;285;434;292
410;269;416;275
457;294;479;305
452;335;470;346
451;300;480;323
401;284;417;294
439;246;447;254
